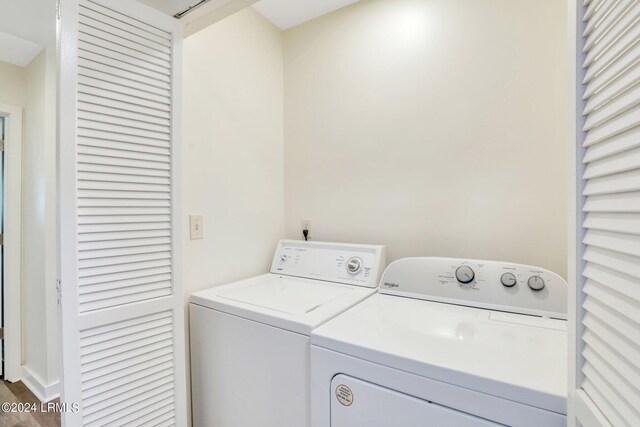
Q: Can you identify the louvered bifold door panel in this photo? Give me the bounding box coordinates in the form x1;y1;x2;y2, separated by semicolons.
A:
58;1;186;425
580;0;640;425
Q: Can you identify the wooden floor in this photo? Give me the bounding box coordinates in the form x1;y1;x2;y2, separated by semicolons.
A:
0;380;61;427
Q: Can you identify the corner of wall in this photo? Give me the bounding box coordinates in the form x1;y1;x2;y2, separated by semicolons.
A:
21;365;60;403
184;0;259;38
44;45;60;386
21;45;59;392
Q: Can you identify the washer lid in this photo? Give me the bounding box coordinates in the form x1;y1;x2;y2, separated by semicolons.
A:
218;275;352;315
311;294;568;415
190;274;376;335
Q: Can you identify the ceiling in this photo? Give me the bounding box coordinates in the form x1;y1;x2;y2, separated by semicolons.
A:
137;0;361;30
252;0;360;30
0;30;44;67
0;0;360;65
0;0;358;66
0;0;55;66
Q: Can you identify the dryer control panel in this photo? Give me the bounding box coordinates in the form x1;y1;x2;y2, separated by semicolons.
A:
270;240;386;288
379;258;567;319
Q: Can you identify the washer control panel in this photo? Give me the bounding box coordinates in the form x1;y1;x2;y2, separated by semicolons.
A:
271;240;386;288
379;257;567;319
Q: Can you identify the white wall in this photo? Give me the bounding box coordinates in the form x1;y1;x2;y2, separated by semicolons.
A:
183;7;284;295
182;12;283;422
0;53;58;395
0;60;25;106
21;47;58;396
283;0;569;277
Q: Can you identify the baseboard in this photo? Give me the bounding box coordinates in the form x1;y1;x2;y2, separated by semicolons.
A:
21;366;60;403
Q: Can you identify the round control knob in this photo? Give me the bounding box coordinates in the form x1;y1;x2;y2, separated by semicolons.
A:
280;255;288;262
528;276;545;291
501;273;517;287
346;257;363;275
455;266;475;284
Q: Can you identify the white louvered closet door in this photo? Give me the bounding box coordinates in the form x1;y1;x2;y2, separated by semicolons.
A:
58;1;187;425
571;0;640;426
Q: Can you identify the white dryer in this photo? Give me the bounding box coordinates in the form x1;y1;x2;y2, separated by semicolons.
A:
311;257;568;427
190;240;385;427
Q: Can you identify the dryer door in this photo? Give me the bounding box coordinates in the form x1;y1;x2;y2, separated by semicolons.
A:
330;375;501;427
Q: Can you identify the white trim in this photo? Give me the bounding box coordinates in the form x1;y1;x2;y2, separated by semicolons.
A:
0;102;22;383
21;365;60;403
170;20;190;427
568;0;590;424
568;0;616;426
56;2;82;421
567;0;578;423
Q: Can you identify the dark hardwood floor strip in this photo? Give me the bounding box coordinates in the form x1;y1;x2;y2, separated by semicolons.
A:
1;380;61;427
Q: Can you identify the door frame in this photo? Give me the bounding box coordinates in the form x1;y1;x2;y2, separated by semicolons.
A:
0;102;23;382
566;0;614;425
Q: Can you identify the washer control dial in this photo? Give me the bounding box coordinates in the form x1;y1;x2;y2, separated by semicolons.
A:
346;257;363;275
501;273;517;287
280;255;288;263
528;276;545;291
455;266;475;284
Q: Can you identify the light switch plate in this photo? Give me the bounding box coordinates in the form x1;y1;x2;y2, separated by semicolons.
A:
190;215;204;240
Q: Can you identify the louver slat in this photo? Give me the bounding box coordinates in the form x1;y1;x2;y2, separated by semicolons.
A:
78;136;171;154
78;22;171;61
583;145;640;178
582;62;640;116
78;107;171;133
583;126;640;162
582;16;640;81
584;0;604;21
582;167;640;194
582;103;640;147
583;212;640;234
583;6;640;67
583;229;640;257
80;1;171;45
584;0;636;49
582;190;640;212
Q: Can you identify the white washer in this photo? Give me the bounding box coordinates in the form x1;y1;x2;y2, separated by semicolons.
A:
311;257;568;427
190;240;385;427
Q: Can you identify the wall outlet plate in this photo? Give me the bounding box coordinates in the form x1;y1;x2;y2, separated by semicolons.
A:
301;219;311;239
190;215;204;240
